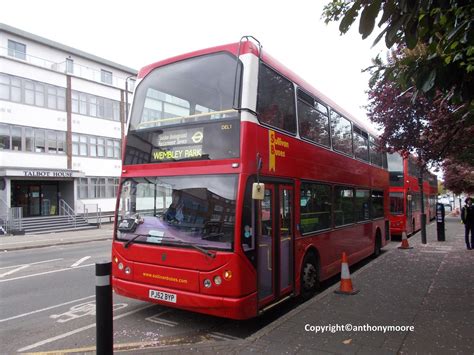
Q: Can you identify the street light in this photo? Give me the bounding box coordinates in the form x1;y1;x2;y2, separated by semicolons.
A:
124;75;136;122
417;149;427;244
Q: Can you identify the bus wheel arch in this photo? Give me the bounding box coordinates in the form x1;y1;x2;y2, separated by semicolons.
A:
300;247;320;299
373;228;382;258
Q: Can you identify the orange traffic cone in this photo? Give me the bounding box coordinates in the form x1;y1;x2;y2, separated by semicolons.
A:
398;232;413;249
334;252;359;295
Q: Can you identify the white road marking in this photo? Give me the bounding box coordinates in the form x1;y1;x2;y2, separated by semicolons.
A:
0;263;94;283
145;310;178;327
208;332;240;341
0;258;63;271
0;264;30;278
17;304;154;352
0;295;95;323
71;256;91;268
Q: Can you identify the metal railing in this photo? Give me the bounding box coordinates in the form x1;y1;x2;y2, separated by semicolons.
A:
8;208;23;232
59;199;77;229
1;46;135;89
84;203;102;227
0;196;23;234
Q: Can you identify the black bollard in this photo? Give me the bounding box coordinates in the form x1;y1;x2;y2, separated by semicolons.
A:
96;262;113;354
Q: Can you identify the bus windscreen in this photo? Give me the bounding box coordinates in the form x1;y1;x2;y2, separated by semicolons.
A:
116;174;237;251
124;52;241;165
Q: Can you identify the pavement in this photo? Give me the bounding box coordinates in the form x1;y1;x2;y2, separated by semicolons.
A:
2;217;473;354
0;223;114;251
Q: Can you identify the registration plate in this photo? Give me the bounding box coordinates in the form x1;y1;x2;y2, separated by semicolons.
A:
149;289;177;303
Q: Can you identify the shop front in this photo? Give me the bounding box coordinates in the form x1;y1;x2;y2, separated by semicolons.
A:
0;168;84;218
11;181;61;217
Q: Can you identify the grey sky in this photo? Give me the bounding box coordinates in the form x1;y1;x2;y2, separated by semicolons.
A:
1;0;385;126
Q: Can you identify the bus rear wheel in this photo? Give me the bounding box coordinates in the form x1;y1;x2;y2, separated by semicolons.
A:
300;252;319;299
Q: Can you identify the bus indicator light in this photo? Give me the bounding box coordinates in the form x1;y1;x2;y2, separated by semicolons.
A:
223;270;232;280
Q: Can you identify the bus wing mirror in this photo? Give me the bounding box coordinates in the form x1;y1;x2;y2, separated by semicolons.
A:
252;183;265;200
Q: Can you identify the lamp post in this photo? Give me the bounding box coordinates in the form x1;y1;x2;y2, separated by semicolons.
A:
418;149;427;244
124;75;135;121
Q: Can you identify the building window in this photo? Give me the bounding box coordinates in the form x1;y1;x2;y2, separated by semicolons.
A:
78;177;119;199
71;90;121;121
79;135;88;156
11;126;22;151
66;58;74;74
25;128;34;152
71;132;120;159
0;73;65;111
47;131;58;153
34;129;45;152
0;74;9;100
78;178;88;199
101;70;113;85
8;40;26;60
0;124;10;149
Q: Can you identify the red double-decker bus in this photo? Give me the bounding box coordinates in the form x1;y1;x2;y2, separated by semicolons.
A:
388;152;439;237
112;38;390;319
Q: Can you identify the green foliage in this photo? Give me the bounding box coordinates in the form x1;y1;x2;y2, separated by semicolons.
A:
323;0;474;174
322;0;474;106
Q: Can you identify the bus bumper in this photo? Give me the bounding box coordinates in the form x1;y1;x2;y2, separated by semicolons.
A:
113;277;257;320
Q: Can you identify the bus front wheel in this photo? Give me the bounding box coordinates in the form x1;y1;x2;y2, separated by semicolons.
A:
300;252;319;299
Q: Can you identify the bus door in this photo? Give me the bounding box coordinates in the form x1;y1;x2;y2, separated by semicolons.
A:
257;184;294;308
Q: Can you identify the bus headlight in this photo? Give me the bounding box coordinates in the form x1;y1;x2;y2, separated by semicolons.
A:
213;276;222;285
124;266;132;275
203;279;212;288
118;263;124;270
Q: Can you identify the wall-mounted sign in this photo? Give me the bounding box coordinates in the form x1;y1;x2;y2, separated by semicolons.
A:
23;170;73;178
0;169;84;178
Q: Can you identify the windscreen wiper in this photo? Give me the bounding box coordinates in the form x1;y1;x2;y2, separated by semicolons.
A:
157;239;216;259
190;244;216;259
123;234;148;249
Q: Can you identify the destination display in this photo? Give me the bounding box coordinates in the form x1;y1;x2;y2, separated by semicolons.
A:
124;120;239;165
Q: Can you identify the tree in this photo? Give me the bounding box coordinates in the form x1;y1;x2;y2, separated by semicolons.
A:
322;0;474;167
443;159;474;194
323;0;474;105
366;67;474;166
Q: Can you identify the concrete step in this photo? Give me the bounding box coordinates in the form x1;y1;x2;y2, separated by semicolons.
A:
20;215;93;234
26;225;99;235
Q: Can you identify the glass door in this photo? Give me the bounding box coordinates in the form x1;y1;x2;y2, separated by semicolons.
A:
257;183;294;307
29;185;41;216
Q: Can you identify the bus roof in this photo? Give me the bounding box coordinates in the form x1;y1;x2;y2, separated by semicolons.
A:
138;40;379;138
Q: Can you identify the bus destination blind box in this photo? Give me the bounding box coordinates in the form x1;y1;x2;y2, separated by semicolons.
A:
252;183;265;200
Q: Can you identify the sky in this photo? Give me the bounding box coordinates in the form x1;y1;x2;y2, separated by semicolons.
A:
1;0;387;128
